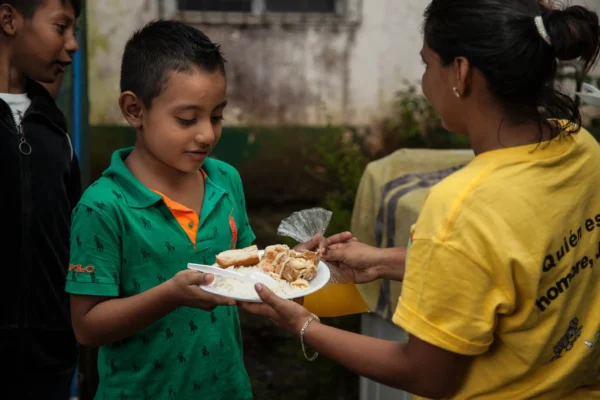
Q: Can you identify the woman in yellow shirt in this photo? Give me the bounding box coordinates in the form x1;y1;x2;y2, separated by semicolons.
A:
242;0;600;399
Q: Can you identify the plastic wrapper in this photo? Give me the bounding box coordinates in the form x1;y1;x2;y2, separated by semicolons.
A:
277;207;352;284
277;207;331;243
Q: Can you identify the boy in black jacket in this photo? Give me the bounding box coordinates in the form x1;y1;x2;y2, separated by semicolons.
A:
0;0;81;398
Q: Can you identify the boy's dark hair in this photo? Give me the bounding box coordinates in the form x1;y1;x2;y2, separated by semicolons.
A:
4;0;82;18
424;0;600;139
120;20;226;108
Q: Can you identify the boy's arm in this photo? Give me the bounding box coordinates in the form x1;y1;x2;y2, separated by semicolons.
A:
67;203;234;347
71;285;178;347
70;270;231;347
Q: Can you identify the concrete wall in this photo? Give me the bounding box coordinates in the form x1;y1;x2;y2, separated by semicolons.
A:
87;0;428;126
87;0;159;125
86;0;600;127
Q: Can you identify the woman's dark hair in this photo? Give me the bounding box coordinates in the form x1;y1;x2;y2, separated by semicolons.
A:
424;0;600;138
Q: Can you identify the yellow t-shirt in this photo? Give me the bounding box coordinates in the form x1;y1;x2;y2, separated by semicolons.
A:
393;123;600;399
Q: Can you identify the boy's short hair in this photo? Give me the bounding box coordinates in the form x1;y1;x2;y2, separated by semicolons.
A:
4;0;82;18
120;20;227;108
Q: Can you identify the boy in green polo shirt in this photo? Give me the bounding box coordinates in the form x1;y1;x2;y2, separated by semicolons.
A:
66;20;255;399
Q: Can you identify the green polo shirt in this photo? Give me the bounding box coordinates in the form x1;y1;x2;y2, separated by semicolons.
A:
66;148;255;400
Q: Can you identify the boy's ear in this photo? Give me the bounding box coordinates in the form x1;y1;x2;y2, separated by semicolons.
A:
119;91;145;129
0;5;19;36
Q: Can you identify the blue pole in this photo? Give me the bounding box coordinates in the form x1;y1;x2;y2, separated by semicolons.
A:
70;369;78;399
72;47;82;160
70;27;83;400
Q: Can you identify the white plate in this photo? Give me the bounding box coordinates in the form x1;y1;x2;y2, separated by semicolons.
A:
576;83;600;106
576;92;600;106
197;250;331;303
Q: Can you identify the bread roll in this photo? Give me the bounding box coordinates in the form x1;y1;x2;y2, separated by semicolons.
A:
215;245;260;268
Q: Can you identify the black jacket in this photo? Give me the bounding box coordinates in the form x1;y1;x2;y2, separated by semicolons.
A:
0;80;80;371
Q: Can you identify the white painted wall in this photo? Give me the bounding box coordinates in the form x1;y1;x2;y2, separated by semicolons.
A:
345;0;426;127
86;0;600;126
87;0;429;126
87;0;159;125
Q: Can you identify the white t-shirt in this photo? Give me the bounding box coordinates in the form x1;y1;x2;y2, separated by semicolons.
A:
0;92;31;125
0;91;73;160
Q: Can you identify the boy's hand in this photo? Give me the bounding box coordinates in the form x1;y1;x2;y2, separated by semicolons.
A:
168;270;236;311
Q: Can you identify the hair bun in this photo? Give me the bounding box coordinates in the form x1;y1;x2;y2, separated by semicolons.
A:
545;5;600;71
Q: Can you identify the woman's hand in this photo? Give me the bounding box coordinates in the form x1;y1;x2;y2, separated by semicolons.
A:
293;231;354;252
239;284;315;335
293;231;406;283
325;241;407;283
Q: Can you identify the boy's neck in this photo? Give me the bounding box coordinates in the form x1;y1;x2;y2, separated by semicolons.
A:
0;50;27;94
125;145;203;195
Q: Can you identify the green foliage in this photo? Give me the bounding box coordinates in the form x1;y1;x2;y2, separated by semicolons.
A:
380;83;470;154
306;127;371;234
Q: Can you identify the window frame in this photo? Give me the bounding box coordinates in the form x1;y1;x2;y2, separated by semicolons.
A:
169;0;362;26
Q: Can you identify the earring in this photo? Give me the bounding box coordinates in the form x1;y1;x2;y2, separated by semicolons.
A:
453;87;461;98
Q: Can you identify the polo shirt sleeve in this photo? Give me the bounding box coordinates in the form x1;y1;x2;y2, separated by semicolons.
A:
66;202;121;297
233;173;255;249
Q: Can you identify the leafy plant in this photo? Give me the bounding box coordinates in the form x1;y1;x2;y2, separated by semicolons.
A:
306;126;372;234
379;82;470;155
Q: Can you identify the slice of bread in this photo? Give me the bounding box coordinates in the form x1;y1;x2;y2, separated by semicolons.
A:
216;245;260;268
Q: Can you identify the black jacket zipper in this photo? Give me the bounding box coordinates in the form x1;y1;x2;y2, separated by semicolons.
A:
1;92;69;329
14;109;67;327
0;81;79;372
9;109;33;328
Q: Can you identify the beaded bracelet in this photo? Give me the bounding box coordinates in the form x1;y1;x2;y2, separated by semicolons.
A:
300;315;320;361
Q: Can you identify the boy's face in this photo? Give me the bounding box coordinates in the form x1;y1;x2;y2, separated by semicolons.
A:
123;68;227;174
1;0;78;84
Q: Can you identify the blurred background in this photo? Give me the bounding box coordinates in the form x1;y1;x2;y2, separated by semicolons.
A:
58;1;600;399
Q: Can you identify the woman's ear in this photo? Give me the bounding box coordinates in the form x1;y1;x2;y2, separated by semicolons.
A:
453;56;472;97
119;91;145;129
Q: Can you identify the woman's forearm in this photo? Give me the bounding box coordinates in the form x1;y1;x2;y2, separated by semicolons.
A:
377;247;407;281
302;322;449;398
